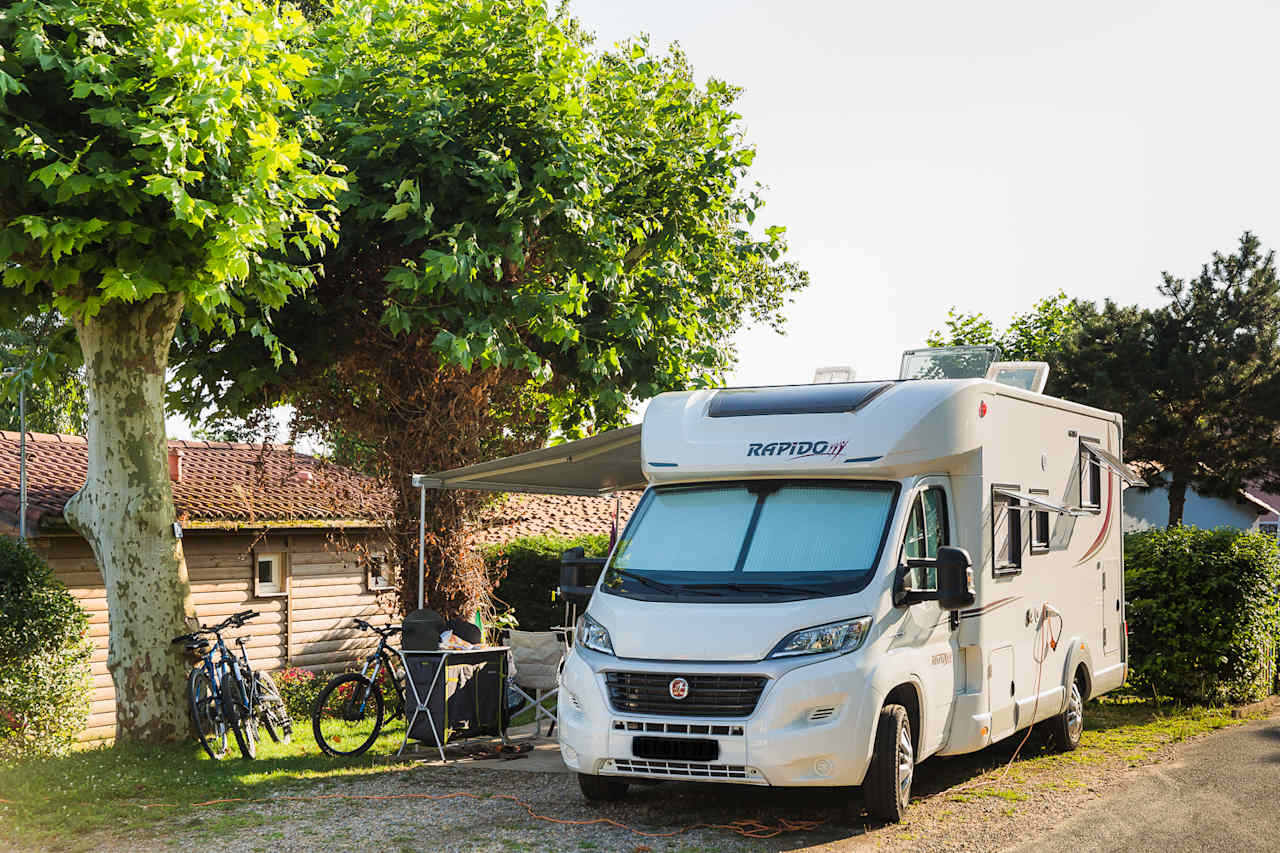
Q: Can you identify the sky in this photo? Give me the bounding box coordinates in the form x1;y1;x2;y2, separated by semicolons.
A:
169;0;1280;441
571;0;1280;385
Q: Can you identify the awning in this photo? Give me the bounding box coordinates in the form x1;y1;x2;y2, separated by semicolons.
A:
1083;443;1145;486
993;487;1086;516
412;425;645;497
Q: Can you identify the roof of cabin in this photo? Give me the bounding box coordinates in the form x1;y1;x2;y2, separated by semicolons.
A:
0;432;394;533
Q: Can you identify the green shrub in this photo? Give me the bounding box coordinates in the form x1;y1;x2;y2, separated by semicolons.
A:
0;536;92;761
1125;526;1280;704
275;667;323;721
483;534;611;631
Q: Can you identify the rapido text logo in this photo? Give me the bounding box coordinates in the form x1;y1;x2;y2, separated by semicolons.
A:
747;439;848;459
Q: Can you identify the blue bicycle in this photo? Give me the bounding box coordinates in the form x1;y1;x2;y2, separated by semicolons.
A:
172;609;292;760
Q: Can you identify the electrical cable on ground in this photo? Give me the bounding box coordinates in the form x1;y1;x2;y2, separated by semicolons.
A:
925;602;1064;800
136;790;824;839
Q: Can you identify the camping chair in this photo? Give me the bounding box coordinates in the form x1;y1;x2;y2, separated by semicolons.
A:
508;629;563;737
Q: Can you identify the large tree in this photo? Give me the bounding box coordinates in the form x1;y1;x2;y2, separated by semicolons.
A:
928;234;1280;526
0;0;341;741
172;0;807;614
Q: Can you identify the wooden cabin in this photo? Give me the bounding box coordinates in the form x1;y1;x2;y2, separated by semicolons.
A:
0;432;397;743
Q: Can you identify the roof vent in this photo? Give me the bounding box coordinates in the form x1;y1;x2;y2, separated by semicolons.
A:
168;448;184;483
708;381;893;418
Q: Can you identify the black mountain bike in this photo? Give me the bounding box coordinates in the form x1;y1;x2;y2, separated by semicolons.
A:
172;610;293;760
312;619;404;757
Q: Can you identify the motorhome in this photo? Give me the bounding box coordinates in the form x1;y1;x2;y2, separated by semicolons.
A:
417;347;1139;821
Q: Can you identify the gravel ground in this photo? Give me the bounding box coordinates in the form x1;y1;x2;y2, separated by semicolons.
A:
59;723;1231;853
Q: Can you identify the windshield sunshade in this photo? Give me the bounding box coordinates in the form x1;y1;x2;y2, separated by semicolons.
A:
708;382;895;418
604;481;899;600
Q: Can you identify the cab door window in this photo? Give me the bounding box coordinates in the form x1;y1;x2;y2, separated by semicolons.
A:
902;487;949;591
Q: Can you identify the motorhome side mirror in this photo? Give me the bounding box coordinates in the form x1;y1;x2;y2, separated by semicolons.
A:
560;547;587;589
936;546;976;610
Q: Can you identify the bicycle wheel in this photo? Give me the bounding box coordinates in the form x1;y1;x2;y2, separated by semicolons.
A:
375;652;405;719
255;671;293;744
188;667;228;760
312;673;383;757
220;671;257;760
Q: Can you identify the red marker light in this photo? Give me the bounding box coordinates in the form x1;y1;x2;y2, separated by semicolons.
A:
979;401;988;418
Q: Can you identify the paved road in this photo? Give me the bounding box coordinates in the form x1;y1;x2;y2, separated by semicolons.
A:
1005;714;1280;853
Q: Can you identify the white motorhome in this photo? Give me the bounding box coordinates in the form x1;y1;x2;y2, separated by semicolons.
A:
417;348;1139;821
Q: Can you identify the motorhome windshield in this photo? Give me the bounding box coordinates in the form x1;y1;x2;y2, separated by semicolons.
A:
601;480;899;601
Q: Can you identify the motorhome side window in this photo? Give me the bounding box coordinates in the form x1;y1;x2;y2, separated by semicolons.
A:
1029;489;1050;554
992;487;1022;574
902;488;948;591
1079;441;1102;510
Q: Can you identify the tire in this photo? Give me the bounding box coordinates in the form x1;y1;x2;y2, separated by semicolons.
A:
313;673;384;757
1043;676;1085;752
864;704;913;823
220;672;257;760
577;773;629;802
188;667;228;760
256;671;293;745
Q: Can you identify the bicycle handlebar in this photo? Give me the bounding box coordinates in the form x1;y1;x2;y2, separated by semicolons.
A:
353;618;401;637
169;610;262;644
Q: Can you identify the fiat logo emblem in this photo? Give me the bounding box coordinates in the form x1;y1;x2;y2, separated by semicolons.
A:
669;677;689;700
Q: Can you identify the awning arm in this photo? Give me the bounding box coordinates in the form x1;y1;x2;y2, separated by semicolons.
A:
993;487;1087;517
1083;443;1145;486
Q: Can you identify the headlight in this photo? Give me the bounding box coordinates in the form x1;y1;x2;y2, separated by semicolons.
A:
575;613;615;656
768;617;873;658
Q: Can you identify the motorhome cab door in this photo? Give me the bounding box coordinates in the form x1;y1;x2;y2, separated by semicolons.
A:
894;475;959;757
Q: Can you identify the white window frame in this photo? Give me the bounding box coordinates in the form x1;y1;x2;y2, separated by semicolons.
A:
366;552;394;591
253;551;287;598
992;485;1023;575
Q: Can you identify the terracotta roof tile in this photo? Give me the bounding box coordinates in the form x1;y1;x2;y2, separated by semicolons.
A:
467;491;642;548
0;433;393;530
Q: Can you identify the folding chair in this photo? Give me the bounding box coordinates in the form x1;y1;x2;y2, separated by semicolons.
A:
508;629;563;737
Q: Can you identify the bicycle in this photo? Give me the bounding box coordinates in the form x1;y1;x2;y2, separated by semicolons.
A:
311;618;404;757
172;609;293;760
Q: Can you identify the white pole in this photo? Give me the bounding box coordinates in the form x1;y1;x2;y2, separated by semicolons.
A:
417;480;426;611
18;385;25;541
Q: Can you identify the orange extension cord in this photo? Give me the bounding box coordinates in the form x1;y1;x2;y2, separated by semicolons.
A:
137;791;824;839
926;602;1064;799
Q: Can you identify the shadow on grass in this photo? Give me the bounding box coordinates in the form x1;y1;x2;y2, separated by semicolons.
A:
0;696;1241;851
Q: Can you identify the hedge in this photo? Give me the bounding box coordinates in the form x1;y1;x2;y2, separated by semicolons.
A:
0;536;93;761
483;534;611;631
1125;526;1280;704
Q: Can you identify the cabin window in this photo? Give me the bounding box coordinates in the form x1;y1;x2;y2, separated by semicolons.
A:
992;487;1023;574
1029;489;1051;554
366;552;394;591
253;551;286;597
902;487;949;591
1080;441;1102;510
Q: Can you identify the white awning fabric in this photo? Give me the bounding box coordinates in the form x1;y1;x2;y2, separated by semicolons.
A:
993;488;1086;517
413;425;644;496
1083;443;1145;486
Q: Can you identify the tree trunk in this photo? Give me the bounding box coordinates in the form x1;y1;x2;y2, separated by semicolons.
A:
1167;471;1188;527
64;294;196;744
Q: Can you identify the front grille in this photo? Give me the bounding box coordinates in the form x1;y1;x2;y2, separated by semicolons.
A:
612;759;753;780
605;672;768;717
632;736;719;762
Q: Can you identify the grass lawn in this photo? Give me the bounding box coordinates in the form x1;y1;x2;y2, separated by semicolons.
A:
0;695;1259;852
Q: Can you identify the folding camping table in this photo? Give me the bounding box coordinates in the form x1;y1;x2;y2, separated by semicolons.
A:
396;646;510;761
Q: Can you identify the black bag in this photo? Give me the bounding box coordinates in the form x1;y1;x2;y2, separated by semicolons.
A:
445;617;483;645
403;608;445;652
